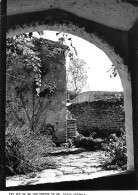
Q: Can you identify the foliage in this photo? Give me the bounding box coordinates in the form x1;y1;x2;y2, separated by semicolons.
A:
56;32;77;60
67;58;88;93
6;125;26;176
56;32;88;93
107;64;118;78
6;32;68;176
6;124;56;176
6;34;58;132
6;33;42;95
73;134;102;150
102;128;127;170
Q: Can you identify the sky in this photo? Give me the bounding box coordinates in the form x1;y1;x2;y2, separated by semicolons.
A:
33;30;123;92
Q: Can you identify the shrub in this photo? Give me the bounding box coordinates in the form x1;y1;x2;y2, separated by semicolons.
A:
6;124;56;176
6;125;32;176
73;134;102;150
102;128;127;170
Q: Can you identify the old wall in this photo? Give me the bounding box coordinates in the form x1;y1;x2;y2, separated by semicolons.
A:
32;38;67;143
69;99;125;137
8;37;67;142
128;22;138;179
7;0;138;31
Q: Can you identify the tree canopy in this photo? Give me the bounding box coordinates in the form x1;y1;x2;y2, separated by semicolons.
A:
56;32;88;93
67;58;88;93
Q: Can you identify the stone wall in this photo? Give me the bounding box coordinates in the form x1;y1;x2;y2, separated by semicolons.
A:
68;98;125;138
7;37;67;143
33;38;67;143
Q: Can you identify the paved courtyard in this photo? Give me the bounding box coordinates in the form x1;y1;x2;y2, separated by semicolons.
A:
6;150;123;187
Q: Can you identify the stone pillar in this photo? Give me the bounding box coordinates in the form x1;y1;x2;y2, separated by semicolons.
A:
53;107;67;144
0;0;6;189
128;21;138;189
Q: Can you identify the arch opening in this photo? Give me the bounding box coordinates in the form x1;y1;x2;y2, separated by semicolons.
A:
6;10;134;187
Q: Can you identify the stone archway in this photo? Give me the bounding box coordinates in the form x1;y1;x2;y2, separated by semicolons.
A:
0;0;136;190
7;14;133;171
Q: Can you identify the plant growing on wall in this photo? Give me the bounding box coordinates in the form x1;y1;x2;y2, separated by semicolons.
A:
6;33;58;132
107;64;118;78
6;32;67;175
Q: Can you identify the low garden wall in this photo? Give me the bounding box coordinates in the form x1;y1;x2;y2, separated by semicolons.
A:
68;98;125;138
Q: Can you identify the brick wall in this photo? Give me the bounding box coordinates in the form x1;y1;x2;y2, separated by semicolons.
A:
68;98;125;138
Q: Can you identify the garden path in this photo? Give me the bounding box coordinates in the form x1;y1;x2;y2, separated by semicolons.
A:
6;150;122;187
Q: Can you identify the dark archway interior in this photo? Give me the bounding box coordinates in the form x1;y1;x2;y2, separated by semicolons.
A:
7;9;129;65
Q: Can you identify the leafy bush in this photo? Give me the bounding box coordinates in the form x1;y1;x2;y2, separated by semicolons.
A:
73;134;102;150
102;128;127;170
6;124;56;176
6;125;32;176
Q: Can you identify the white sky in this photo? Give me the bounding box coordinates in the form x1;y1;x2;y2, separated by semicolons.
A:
33;30;123;92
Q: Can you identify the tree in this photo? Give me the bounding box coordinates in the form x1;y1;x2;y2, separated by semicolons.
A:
67;58;88;93
56;32;88;93
6;34;42;131
6;33;63;132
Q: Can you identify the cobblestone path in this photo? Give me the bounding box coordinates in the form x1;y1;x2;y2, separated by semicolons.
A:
6;150;122;187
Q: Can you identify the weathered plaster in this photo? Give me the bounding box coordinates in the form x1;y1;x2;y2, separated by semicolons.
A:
7;0;138;31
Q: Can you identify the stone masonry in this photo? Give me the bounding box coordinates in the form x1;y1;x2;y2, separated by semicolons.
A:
68;91;125;137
